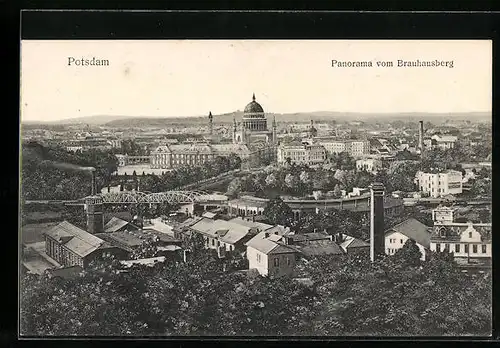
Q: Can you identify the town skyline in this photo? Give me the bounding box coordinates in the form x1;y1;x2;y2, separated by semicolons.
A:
21;40;491;122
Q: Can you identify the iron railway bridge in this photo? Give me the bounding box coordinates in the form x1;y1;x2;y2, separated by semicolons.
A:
88;190;227;205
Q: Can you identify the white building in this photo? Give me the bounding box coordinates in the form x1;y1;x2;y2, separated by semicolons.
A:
431;134;458;150
312;138;370;158
245;227;298;277
385;218;431;261
277;143;327;165
431;205;457;225
430;222;492;263
415;170;463;198
356;158;382;173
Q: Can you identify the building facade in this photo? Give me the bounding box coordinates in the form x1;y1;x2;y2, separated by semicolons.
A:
431;134;458;150
384;218;431;261
416;170;463;198
246;229;298;277
430;222;492;263
44;221;126;268
232;94;276;145
431;205;456;225
150;143;251;169
356;158;383;173
311;138;371;158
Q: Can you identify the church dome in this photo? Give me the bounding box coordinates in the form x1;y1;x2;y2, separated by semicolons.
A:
244;94;264;114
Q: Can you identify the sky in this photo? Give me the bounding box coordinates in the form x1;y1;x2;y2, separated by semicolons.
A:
20;40;492;122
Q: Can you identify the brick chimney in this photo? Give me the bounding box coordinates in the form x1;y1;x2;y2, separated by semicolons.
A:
86;169;104;234
418;121;424;154
370;183;385;262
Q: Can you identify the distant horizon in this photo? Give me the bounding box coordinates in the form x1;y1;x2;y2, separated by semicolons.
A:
21;109;492;125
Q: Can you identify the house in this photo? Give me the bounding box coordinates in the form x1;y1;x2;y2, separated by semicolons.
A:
431;134;458;150
338;234;370;255
430;222;491;265
245;229;298;277
43;221;128;268
384;218;431;261
415;170;463;198
188;217;265;256
95;229;182;256
285;232;345;259
356;158;382;173
432;205;457;225
103;217;139;233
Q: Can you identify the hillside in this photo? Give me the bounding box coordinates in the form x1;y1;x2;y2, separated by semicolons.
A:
103;111;491;127
22;111;491;128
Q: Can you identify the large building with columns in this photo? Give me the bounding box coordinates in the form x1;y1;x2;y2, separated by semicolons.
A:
232;93;277;145
150;142;252;169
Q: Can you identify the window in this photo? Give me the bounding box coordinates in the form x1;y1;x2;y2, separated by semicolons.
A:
482;245;487;253
455;244;460;253
436;244;441;252
211;239;215;246
472;245;478;254
274;258;280;267
444;244;449;251
464;244;469;253
257;253;261;263
469;232;472;238
400;239;404;244
287;257;291;266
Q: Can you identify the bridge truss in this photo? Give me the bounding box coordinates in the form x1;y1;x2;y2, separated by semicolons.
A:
94;190;217;205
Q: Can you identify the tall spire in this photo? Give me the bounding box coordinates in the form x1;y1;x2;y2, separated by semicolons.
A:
252;93;256;101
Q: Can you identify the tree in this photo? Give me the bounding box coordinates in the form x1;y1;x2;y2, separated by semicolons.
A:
226;178;243;198
393;239;422;266
265;173;277;187
263;197;294;226
284;173;298;191
131;239;160;260
333;184;342;198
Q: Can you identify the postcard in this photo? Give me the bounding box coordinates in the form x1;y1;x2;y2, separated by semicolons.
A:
20;39;492;337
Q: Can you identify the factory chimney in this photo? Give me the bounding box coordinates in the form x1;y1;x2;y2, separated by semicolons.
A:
418;121;424;154
370;183;385;262
86;168;104;234
91;169;96;195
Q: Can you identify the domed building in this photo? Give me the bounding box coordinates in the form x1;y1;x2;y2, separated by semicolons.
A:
233;94;277;145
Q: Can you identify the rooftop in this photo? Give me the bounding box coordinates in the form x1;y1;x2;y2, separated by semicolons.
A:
103;217;132;233
385;218;431;249
190;218;256;245
291;239;345;257
245;230;296;255
44;221;105;257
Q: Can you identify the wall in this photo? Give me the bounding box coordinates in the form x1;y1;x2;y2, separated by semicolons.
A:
266;252;296;278
385;231;426;261
247;246;270;276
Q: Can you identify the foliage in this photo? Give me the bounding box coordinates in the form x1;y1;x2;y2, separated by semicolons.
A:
393;239;422;266
140;155;241;193
263;197;294;226
226;178;243;198
329;152;356;170
21;249;491;336
22;142;118;200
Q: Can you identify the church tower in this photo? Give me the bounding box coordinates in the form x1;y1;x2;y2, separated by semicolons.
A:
310;119;318;138
232;117;238;144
